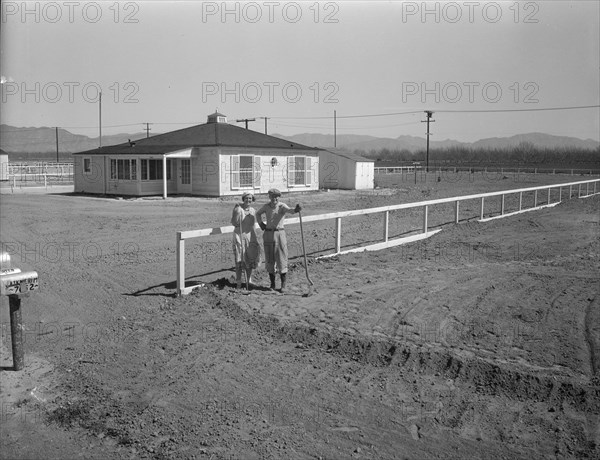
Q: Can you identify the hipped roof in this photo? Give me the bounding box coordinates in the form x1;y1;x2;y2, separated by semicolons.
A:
325;148;375;163
74;122;319;156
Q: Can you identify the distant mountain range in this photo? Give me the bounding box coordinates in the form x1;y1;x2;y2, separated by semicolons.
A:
0;125;149;154
1;124;598;155
273;132;600;152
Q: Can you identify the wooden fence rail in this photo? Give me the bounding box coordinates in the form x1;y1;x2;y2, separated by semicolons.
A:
176;178;599;296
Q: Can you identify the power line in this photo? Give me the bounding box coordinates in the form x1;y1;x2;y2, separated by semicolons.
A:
2;104;597;133
436;104;600;113
272;110;422;120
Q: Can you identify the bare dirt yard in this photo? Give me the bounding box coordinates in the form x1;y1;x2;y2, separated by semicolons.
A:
1;172;599;459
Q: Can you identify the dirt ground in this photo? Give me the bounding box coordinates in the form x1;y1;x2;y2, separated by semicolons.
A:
1;172;599;459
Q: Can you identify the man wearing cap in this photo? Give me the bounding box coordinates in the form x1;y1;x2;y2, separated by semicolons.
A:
256;189;302;292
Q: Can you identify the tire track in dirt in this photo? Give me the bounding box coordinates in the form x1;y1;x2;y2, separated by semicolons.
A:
206;286;600;415
584;296;600;378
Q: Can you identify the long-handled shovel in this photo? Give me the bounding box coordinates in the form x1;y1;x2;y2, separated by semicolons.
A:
298;210;314;297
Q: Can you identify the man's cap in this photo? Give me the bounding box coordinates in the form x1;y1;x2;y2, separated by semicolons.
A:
268;188;282;197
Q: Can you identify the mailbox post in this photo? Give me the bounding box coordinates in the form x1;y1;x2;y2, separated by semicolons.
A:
1;253;39;371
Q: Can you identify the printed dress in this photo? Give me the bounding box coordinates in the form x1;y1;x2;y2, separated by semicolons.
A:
231;206;261;269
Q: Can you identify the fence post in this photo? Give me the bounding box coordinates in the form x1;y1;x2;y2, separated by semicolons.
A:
383;211;389;242
176;232;185;296
480;197;485;219
558;187;562;202
423;205;428;234
519;192;522;211
501;194;505;215
586;182;589;196
454;201;459;224
335;217;342;253
578;184;581;197
534;190;538;207
547;188;551;204
569;185;572;198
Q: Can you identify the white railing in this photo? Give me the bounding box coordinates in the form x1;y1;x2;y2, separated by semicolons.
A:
8;162;73;176
176;178;600;295
374;166;600;176
375;166;421;174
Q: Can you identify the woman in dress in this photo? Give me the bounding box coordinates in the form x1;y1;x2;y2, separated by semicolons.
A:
231;192;260;289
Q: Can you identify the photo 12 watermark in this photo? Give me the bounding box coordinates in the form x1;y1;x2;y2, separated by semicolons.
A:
1;1;140;24
401;81;539;104
201;81;339;104
1;81;140;104
200;1;339;24
397;240;540;264
1;401;45;424
400;2;539;24
0;320;137;346
0;241;140;265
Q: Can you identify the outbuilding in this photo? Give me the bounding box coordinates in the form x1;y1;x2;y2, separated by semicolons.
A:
319;148;374;190
73;113;322;198
0;149;8;181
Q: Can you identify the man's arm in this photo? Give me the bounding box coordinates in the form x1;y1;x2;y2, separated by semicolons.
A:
282;203;302;214
255;205;267;231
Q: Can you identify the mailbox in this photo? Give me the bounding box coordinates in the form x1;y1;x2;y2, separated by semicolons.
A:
1;253;39;371
1;271;39;295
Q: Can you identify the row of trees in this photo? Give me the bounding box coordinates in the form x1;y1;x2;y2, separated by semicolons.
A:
357;143;599;167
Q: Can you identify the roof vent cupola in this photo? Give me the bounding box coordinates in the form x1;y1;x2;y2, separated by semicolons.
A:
207;112;228;124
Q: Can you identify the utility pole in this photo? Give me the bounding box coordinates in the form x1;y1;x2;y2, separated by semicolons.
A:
236;118;256;129
99;91;102;148
334;110;337;148
422;110;435;172
259;117;270;135
55;127;59;163
144;123;152;138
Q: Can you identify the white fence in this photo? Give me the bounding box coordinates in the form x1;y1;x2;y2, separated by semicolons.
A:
176;178;599;296
375;166;421;174
3;162;74;188
374;166;600;176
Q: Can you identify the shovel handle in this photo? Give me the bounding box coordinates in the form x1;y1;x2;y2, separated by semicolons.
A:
298;211;314;286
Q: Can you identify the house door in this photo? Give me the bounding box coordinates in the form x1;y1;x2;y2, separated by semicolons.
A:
177;159;192;193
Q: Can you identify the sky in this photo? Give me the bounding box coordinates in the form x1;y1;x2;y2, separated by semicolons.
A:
1;0;599;143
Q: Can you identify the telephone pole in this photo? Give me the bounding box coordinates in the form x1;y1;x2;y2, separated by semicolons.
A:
99;91;102;147
143;122;152;138
55;127;59;163
422;110;435;172
236;118;256;129
259;117;270;135
334;110;337;148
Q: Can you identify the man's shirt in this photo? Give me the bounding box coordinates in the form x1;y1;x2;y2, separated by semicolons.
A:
256;202;292;229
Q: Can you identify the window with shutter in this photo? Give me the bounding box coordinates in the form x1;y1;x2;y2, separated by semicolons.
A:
231;155;240;189
289;156;313;187
253;156;262;187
